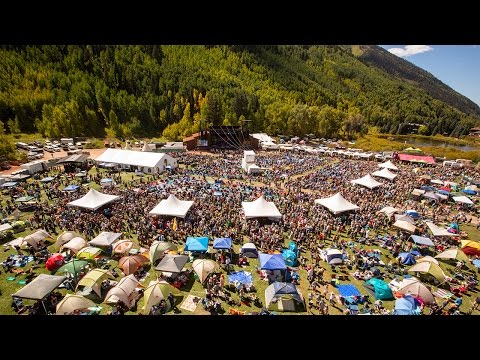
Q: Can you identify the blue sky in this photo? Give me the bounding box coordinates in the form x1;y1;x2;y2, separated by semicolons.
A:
380;45;480;107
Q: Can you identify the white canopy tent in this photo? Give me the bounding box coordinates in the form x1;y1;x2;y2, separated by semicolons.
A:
241;196;282;220
67;189;120;211
425;221;455;237
452;196;474;205
372;168;397;181
393;220;416;233
96;148;177;173
314;193;359;215
88;231;122;247
149;194;194;218
350;174;383;189
378;160;398;171
378;206;402;217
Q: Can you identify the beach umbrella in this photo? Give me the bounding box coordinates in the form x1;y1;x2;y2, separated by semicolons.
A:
112;239;134;255
149;241;178;264
46;253;65;271
56;294;97;315
118;254;149;275
192;259;219;283
142;280;183;315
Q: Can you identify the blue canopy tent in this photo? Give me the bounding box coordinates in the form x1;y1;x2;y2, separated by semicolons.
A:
405;210;419;219
212;237;232;250
259;253;286;270
410;235;434;247
282;249;297;267
40;177;55;183
228;271;253;286
463;189;477;195
100;178;113;184
64;185;80;191
1;182;18;188
393;295;420;315
184;237;209;252
437;190;450;196
420;186;435;191
398;252;416;265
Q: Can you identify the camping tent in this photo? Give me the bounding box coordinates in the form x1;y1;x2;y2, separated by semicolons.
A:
363;278;394;300
56;260;90;278
142;280;182;315
394;295;421;315
192;259;219;283
460;240;480;256
46;253;65;271
88;232;122;247
259;253;287;270
149;241;177;264
155;254;189;273
184;237;209;252
104;274;142;308
423;192;441;201
212;237;232;250
118;254;149;275
416;256;439;265
372;168;397;181
75;268;114;298
13;274;66;301
393;220;416;233
398;252;416;265
64;185;80;192
148;194;194;218
240;243;258;258
452;196;474;205
55;231;82;250
241;195;282;220
394;277;434;304
67;189;120;210
409;235;435;247
314;193;359;214
56;294;97;315
425;221;455;237
326;249;343;265
435;249;469;262
378;160;398;171
61;237;87;254
112;239;134;255
408;262;446;283
350;174;383;190
282;249;297;267
265;282;304;311
22;229;53;250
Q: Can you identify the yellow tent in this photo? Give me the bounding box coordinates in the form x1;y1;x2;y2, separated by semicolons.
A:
408;262;446;284
142;280;182;315
76;247;103;261
76;268;114;297
461;240;480;250
435;249;469;262
56;294;96;315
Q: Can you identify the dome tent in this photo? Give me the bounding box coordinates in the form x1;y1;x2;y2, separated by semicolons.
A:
363;278;394;300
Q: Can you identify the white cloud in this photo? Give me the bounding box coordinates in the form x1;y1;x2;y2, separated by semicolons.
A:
388;45;433;57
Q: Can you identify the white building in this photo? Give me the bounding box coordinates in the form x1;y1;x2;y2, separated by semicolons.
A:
95;148;177;174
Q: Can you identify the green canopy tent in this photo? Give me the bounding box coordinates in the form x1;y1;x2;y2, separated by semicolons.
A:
363;278;394;300
55;260;90;285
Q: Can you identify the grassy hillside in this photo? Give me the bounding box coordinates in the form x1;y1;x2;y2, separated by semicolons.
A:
0;45;479;152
